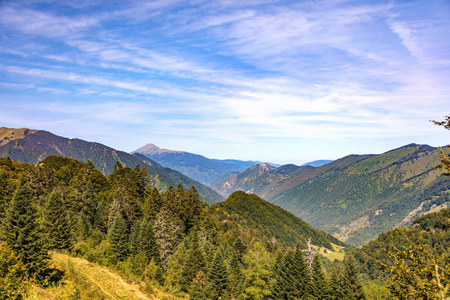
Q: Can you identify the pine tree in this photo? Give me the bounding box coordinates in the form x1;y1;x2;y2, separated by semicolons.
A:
229;250;243;298
2;177;49;281
143;187;163;222
291;244;312;298
180;233;206;292
271;250;289;299
329;265;345;300
108;214;129;260
311;254;327;299
241;242;274;300
207;249;228;299
343;255;366;300
43;190;73;250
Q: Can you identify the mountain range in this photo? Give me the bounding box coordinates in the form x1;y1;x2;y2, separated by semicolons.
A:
2;126;449;247
132;143;265;185
0;127;223;204
213;144;450;245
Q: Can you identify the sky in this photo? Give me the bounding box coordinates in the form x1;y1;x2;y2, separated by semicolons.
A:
1;0;449;165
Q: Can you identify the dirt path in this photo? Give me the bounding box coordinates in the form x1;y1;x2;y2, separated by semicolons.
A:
52;253;154;300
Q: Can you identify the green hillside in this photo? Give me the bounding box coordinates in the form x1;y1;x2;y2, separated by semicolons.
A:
212;191;348;250
214;144;450;246
0;156;365;300
0;127;223;204
353;207;450;281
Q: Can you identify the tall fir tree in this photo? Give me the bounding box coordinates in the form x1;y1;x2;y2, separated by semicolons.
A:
310;254;328;299
42;190;73;250
108;214;129;261
207;249;228;299
2;176;49;281
291;244;312;299
143;186;163;222
329;265;345;300
229;250;243;299
271;250;289;299
343;255;366;300
180;232;206;292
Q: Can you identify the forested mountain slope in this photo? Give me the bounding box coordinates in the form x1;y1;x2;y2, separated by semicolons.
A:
0;156;365;300
215;144;450;246
211;191;348;250
353;207;450;281
0;127;223;204
132;143;259;185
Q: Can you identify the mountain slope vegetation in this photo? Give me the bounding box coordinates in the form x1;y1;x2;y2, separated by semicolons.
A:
0;127;223;204
353;207;450;282
0;156;367;299
215;144;450;246
211;191;348;250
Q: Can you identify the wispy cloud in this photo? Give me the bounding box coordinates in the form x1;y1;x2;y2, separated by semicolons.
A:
0;0;449;162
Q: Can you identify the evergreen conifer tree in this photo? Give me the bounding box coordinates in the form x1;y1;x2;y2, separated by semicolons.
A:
207;249;228;299
180;233;206;292
2;177;49;281
329;265;345;300
343;255;366;300
109;214;129;260
143;187;162;222
271;250;289;299
311;254;327;299
228;250;243;298
291;245;312;298
43;190;73;250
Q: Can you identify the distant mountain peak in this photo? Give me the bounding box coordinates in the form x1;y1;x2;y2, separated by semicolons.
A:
132;143;185;155
253;162;276;171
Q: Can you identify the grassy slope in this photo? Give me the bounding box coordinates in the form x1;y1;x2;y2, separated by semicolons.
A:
27;253;184;300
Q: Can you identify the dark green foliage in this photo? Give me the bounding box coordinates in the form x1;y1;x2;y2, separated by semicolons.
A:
129;220;160;265
0;156;371;299
207;249;228;299
311;255;328;299
108;214;129;260
353;208;450;281
213;191;345;249
343;255;366;300
180;233;206;292
329;265;345;300
2;177;49;281
291;245;312;298
143;186;163;222
43;190;73;250
228;250;243;298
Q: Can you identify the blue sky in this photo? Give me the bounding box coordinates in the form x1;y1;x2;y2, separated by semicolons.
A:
1;0;449;165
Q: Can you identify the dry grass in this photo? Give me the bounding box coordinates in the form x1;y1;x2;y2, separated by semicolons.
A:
25;252;186;300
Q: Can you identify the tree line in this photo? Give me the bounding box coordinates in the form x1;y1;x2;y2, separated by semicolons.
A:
0;155;367;299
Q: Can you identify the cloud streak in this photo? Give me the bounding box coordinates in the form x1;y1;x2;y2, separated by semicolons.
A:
0;0;449;163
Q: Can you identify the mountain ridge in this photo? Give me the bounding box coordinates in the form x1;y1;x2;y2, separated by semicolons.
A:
0;127;223;204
